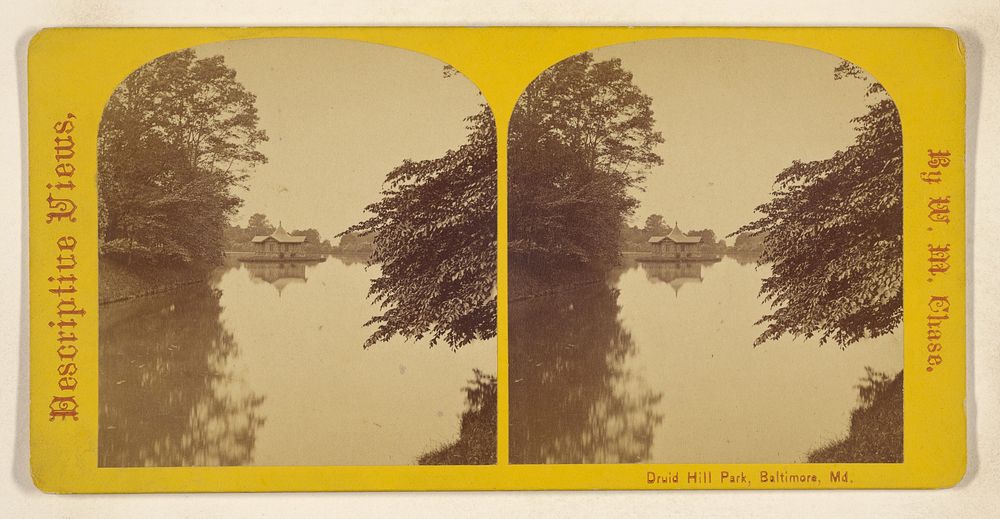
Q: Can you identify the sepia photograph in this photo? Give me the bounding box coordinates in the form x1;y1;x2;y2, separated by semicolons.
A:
508;39;904;465
96;38;498;467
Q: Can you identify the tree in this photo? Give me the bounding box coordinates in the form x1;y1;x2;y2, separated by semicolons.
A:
343;106;497;350
509;52;664;273
337;232;375;253
732;231;766;253
223;223;252;251
418;369;497;464
688;229;717;246
290;227;319;243
98;49;267;265
643;214;668;235
619;222;651;252
247;213;274;237
291;228;325;252
734;61;902;347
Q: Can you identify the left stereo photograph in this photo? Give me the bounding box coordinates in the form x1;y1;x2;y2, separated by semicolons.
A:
95;38;499;467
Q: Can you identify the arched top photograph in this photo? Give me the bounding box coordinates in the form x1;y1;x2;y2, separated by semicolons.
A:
95;37;498;468
507;37;904;466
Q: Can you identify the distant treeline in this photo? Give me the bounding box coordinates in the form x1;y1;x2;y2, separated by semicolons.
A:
727;231;767;254
620;214;727;253
223;213;373;254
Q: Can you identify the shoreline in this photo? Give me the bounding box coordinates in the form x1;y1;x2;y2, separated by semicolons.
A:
98;258;213;306
99;278;207;306
508;277;605;303
99;251;374;305
807;371;904;463
508;258;607;302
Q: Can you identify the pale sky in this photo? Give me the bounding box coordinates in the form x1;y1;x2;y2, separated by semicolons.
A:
592;39;876;238
192;38;875;242
194;38;485;240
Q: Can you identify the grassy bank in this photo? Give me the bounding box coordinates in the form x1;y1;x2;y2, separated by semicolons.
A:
808;370;903;463
418;371;497;465
99;257;212;305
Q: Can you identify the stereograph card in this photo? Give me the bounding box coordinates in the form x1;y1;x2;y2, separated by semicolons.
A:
27;27;966;492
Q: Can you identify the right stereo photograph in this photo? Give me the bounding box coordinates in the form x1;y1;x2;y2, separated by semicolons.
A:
507;38;904;465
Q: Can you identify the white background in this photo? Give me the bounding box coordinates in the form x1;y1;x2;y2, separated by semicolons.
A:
3;1;998;517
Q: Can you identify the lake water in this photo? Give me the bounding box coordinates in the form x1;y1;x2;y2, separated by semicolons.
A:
99;255;497;467
509;256;902;464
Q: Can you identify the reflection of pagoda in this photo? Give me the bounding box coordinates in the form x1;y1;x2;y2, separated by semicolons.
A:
640;261;703;296
244;261;309;295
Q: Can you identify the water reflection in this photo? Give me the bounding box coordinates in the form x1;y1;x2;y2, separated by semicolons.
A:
726;251;762;266
510;257;902;464
329;253;370;267
244;261;309;294
100;257;496;466
99;285;265;467
638;261;703;295
509;282;664;464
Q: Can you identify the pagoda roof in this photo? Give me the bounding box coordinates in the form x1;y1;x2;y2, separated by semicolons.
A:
665;225;702;244
648;223;701;244
251;224;307;244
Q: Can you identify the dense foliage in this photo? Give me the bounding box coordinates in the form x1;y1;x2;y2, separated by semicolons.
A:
509;52;664;273
643;214;668;235
418;370;497;465
344;107;497;350
246;213;274;237
730;232;767;253
98;49;267;265
735;61;902;347
808;369;903;463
